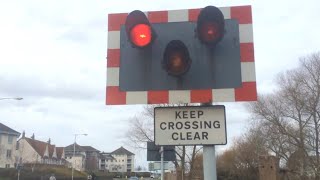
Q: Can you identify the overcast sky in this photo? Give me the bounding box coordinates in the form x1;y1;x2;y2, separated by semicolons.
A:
1;0;320;168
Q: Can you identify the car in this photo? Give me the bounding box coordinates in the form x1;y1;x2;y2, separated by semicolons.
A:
129;176;139;180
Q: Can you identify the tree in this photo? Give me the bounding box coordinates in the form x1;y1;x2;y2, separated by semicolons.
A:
188;153;203;180
136;165;142;171
86;156;98;172
217;124;268;180
248;52;320;180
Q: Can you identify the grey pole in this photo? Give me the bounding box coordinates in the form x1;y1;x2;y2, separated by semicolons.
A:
71;135;76;180
203;145;217;180
160;146;164;180
72;133;87;180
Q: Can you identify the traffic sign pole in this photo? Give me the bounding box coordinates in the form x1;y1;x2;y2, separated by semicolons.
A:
160;146;164;180
203;145;217;180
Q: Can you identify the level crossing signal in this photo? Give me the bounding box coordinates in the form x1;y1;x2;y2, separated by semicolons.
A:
106;5;257;105
124;6;226;78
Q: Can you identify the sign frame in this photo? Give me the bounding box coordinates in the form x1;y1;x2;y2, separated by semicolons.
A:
147;141;176;161
154;105;227;146
106;5;256;105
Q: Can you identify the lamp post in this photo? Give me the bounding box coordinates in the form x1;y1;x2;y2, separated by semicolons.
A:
0;97;23;100
72;133;87;180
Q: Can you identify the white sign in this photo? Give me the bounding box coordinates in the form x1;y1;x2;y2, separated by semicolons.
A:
153;162;169;170
154;106;226;145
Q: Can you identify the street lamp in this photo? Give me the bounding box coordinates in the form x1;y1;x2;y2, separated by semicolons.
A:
0;97;23;100
72;133;88;180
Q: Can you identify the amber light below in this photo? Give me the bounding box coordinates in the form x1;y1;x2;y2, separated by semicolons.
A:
168;53;187;74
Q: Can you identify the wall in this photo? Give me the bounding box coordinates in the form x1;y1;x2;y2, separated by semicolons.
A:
0;134;19;168
18;138;42;164
66;156;85;171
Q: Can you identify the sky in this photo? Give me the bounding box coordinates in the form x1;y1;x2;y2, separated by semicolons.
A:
1;0;320;168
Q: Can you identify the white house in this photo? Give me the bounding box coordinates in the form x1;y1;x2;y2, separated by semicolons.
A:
17;132;67;166
108;146;135;173
98;152;115;171
64;143;100;172
0;123;21;168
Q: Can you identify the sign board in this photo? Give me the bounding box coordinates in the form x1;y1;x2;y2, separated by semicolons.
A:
147;141;176;161
154;106;226;145
106;5;256;105
149;162;169;171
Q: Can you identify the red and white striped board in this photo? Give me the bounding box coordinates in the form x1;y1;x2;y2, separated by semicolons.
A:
106;5;256;105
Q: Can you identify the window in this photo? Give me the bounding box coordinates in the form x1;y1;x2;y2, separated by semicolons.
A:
8;135;13;144
5;164;10;168
6;150;12;158
122;160;124;162
0;135;2;144
16;141;19;150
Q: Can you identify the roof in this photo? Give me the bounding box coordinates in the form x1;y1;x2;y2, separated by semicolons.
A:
56;147;64;159
111;147;134;156
24;137;48;157
0;123;21;136
100;152;115;160
48;144;56;158
65;143;86;152
81;146;100;152
64;144;100;152
23;137;59;159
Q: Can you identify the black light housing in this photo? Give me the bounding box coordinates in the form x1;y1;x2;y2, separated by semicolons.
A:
197;6;225;46
162;40;192;77
125;10;154;48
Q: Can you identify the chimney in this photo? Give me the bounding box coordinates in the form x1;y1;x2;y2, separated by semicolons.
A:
22;131;25;138
48;138;51;144
31;133;35;140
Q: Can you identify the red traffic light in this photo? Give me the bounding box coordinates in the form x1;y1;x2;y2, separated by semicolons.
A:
125;10;154;48
197;6;225;46
163;40;191;76
130;24;152;47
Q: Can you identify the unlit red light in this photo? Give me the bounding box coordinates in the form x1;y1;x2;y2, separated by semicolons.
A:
200;22;220;43
130;24;152;47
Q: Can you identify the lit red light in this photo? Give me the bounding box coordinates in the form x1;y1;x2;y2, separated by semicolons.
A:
130;24;152;47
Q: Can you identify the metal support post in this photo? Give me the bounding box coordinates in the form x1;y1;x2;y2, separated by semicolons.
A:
203;145;217;180
72;136;76;180
161;146;164;180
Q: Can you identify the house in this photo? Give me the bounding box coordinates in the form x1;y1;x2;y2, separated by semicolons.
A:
109;146;135;173
17;132;67;166
0;123;21;168
99;152;115;171
64;143;86;171
65;144;100;172
82;146;100;171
